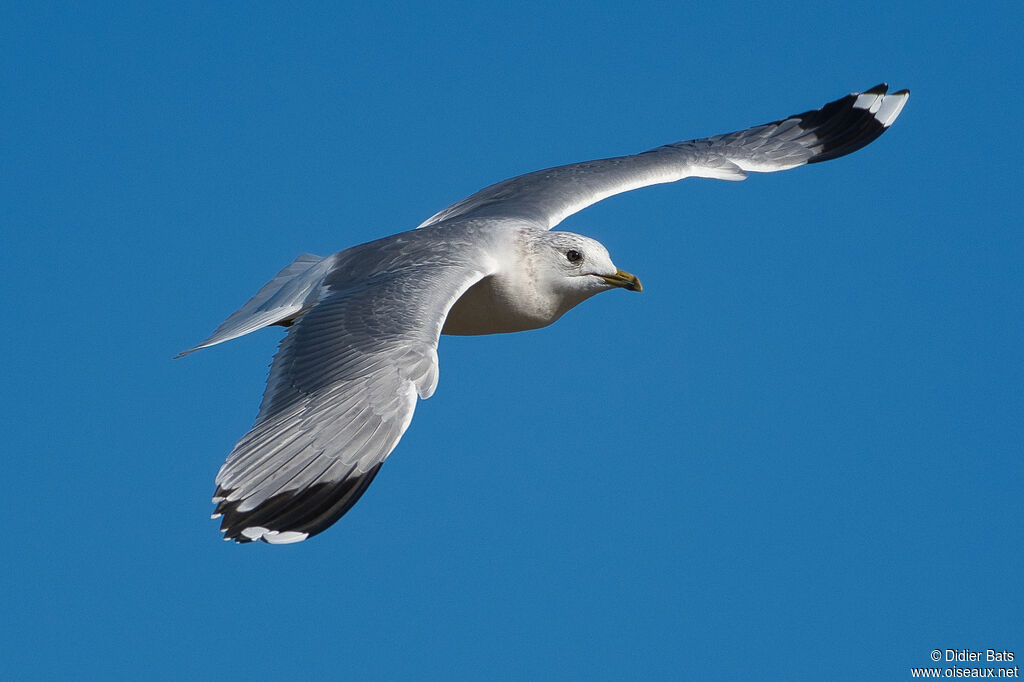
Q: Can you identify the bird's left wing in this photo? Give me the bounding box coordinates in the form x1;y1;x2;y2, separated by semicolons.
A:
212;238;495;543
418;84;909;231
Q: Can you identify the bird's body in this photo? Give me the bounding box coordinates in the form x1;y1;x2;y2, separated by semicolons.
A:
180;84;909;543
439;222;638;335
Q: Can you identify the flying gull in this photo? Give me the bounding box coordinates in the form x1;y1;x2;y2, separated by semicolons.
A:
179;84;909;544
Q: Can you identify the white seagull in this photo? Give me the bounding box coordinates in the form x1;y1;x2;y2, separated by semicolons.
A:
180;84;909;544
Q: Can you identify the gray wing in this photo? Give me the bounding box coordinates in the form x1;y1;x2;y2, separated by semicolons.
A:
211;247;494;544
418;84;909;230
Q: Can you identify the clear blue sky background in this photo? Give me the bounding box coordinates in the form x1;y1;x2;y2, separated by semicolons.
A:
3;2;1021;680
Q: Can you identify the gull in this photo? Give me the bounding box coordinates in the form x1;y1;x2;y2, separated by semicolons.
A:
179;84;909;544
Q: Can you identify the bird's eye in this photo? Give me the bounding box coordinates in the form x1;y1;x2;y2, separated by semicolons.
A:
566;249;583;263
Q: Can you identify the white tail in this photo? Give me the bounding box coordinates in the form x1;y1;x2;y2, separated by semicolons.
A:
176;253;333;357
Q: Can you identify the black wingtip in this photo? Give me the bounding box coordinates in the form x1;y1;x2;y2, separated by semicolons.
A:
801;84;909;165
213;463;384;544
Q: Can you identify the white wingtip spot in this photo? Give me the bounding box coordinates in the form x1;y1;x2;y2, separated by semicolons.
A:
263;530;309;545
875;92;909;128
241;526;270;540
853;92;880;111
211;513;223;519
237;526;309;544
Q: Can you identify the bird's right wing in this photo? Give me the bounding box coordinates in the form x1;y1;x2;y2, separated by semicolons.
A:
417;84;909;231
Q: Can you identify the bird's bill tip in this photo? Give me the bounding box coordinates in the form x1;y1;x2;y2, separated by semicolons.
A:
599;269;643;292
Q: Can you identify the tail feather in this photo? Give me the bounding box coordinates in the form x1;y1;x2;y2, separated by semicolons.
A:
175;253;331;358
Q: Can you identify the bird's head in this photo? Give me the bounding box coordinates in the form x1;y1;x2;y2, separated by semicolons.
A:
527;230;642;313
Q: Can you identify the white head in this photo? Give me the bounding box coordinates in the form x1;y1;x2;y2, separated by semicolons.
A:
519;230;642;324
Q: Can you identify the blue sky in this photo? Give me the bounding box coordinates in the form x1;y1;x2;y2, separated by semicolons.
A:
3;2;1021;679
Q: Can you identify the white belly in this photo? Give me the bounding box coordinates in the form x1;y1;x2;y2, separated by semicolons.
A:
442;275;558;335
